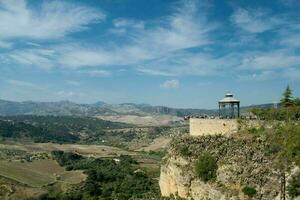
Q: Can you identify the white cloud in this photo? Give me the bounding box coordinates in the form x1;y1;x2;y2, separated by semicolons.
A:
4;0;215;72
56;91;85;98
281;34;300;48
278;25;300;48
238;71;278;81
139;51;240;77
3;0;298;83
8;49;55;69
231;8;283;33
57;48;115;69
113;18;144;29
161;79;180;89
137;68;176;76
0;0;104;40
0;40;13;48
133;0;214;53
240;50;300;70
283;68;300;80
6;79;44;90
65;80;81;86
80;70;112;77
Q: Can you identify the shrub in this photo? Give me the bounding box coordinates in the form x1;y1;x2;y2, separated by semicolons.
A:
242;186;257;197
288;173;300;198
266;144;281;155
179;146;191;157
195;153;218;182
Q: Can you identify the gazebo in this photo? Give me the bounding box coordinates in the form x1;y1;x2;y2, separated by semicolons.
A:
218;93;240;118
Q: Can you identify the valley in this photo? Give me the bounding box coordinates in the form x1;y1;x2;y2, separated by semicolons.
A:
0;112;187;199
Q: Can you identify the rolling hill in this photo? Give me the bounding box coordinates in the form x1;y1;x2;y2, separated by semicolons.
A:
0;99;217;117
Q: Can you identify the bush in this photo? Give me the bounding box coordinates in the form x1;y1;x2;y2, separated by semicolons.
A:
179;146;191;157
195;153;218;182
288;173;300;198
242;186;257;197
266;144;281;155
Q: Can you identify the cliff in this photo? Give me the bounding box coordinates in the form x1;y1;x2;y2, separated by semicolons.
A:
159;135;299;200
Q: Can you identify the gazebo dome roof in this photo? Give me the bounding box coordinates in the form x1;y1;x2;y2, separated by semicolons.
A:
219;93;240;103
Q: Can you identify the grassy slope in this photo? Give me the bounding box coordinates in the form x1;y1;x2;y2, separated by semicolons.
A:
0;160;57;187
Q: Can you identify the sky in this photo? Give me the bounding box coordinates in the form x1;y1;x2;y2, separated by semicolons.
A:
0;0;300;109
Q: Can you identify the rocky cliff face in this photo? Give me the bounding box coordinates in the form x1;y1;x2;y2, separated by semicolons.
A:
159;135;299;200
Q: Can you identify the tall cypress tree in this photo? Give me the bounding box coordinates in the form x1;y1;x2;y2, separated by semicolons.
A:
280;85;294;107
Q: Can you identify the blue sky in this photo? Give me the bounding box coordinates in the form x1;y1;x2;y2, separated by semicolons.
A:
0;0;299;108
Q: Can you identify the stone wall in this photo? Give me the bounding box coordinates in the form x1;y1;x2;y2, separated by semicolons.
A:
189;118;238;136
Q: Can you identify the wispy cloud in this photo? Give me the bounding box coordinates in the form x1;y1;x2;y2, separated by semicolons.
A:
6;79;44;90
240;49;300;70
65;80;81;86
0;40;13;49
283;68;300;81
0;0;104;40
238;70;278;81
161;79;180;89
1;0;299;89
8;48;55;69
79;70;112;77
3;0;216;74
231;8;285;33
137;68;176;76
57;47;116;69
110;18;144;35
56;90;85;98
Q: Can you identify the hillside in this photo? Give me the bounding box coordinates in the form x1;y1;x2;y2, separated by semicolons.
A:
0;115;131;144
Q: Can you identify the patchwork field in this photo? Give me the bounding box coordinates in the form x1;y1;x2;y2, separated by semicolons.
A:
0;160;85;188
0;142;136;157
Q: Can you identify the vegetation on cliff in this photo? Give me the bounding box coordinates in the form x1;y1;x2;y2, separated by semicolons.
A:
195;153;217;183
251;85;300;121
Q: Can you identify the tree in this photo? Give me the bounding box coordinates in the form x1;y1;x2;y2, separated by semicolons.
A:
294;98;300;107
281;85;294;107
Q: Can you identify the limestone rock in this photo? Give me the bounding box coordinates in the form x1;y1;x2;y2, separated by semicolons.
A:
159;135;297;200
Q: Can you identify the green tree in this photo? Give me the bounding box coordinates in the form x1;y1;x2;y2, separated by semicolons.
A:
294;98;300;107
281;85;294;107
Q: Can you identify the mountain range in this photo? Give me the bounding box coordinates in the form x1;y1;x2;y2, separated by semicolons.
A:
0;99;218;117
0;99;274;118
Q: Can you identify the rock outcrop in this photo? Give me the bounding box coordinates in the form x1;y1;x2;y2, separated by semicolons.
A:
159;135;298;200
